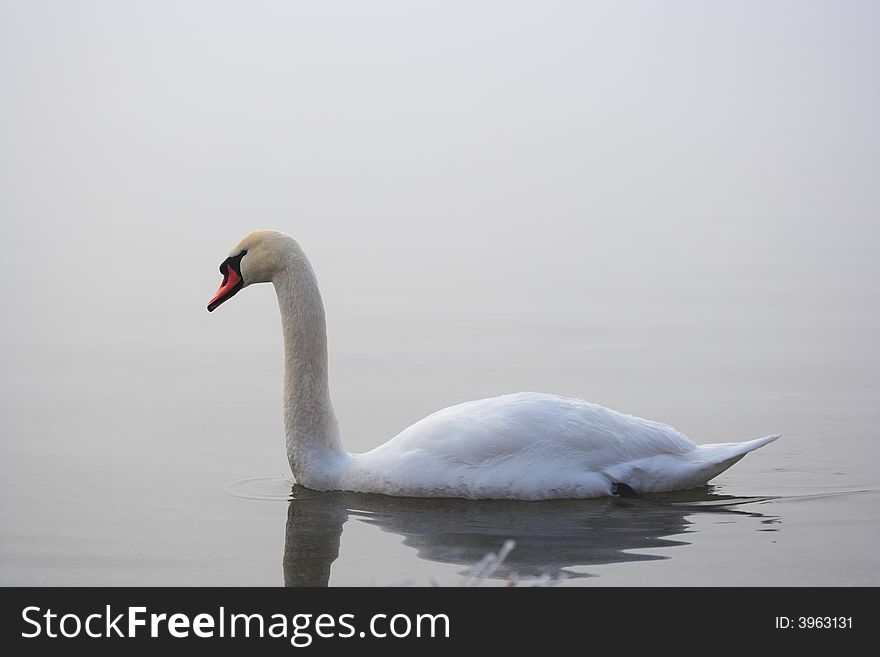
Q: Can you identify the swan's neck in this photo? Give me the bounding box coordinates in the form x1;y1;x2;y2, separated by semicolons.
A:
273;248;348;487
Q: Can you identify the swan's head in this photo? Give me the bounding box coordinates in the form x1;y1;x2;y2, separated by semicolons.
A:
207;229;294;312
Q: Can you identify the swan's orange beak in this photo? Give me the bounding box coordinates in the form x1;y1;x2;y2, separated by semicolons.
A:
207;266;243;312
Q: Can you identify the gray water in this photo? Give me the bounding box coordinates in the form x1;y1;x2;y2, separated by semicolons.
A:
1;2;879;586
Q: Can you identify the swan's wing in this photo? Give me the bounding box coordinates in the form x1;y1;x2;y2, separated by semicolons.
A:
346;392;696;498
379;392;694;461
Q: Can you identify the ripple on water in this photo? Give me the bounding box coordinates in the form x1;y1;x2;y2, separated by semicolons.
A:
223;476;296;501
222;476;879;506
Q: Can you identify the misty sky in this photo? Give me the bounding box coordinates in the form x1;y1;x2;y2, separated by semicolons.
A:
2;2;877;257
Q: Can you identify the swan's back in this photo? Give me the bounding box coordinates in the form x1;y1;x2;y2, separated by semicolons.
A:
387;392;694;461
344;393;701;499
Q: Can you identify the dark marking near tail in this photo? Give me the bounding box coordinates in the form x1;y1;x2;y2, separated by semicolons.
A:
611;483;640;499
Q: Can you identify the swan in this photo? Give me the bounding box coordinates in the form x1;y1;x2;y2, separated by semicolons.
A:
207;229;779;500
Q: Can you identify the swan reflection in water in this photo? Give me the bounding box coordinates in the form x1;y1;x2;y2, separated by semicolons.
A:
282;485;777;586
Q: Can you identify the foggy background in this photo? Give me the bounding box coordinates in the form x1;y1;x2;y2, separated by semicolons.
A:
1;1;878;584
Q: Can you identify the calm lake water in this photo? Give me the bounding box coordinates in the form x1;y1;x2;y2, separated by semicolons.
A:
1;2;878;586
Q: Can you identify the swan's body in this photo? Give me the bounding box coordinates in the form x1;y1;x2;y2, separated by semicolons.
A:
342;394;779;499
208;230;779;500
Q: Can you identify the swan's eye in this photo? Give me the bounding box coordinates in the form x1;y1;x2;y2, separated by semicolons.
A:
227;250;247;272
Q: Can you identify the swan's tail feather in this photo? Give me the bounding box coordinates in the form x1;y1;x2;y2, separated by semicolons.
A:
690;434;781;483
726;433;782;456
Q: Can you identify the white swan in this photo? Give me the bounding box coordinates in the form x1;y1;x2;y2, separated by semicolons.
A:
207;229;779;500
